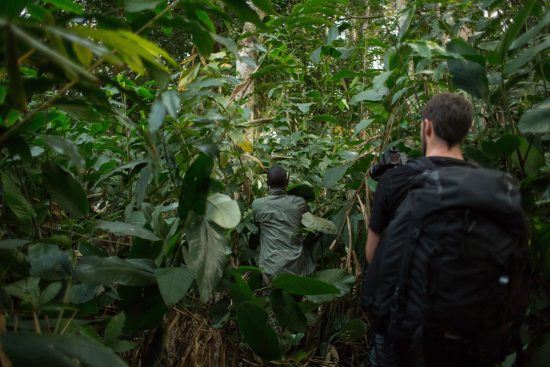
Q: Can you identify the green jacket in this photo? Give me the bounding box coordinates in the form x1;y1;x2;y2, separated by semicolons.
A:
252;188;314;277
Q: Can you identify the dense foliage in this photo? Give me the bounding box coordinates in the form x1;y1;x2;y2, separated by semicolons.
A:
0;0;548;366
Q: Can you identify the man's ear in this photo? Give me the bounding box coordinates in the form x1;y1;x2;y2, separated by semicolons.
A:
424;118;433;137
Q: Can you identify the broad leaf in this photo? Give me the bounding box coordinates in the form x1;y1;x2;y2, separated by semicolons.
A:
518;98;550;134
323;164;351;187
44;0;84;14
4;278;40;308
287;182;315;202
497;0;536;59
161;90;180;119
70;283;102;304
350;89;383;104
42;163;89;217
236;302;282;361
124;0;162;12
96;221;160;241
354;118;374;136
505;37;550;75
104;312;125;347
178;153;214;219
1;173;35;224
251;0;275;14
447;59;488;99
155;267;195;306
307;269;355;303
0;239;30;249
42;135;85;170
76;256;156;286
184;218;228;302
271;273;339;295
269;289;307;332
220;0;264;29
148;99;166;134
11;24;96;81
205;194;241;229
1;332;127;367
301;212;337;234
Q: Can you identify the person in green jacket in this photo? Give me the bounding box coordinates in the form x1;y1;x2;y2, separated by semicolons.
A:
252;166;314;278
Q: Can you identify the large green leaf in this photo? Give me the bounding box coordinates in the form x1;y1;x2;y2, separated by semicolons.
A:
178;153;214;220
269;289;307;332
0;239;30;249
96;221;160;241
155;267;195;307
27;243;73;281
497;0;537;59
220;0;264;28
349;89;383;104
301;212;337;234
43;0;84;14
75;256;156;286
1;172;35;224
510;11;550;50
322;164;351;187
505;36;550;75
205;194;241;229
10;24;96;81
42;163;89;217
518;98;550;134
271;273;339;295
511;137;545;177
307;269;355;303
4;278;40;308
287;182;315;202
236;302;282;361
447;59;488;99
184;218;228;302
251;0;275;14
124;0;161;12
446;39;485;65
1;332;127;367
104;312;125;347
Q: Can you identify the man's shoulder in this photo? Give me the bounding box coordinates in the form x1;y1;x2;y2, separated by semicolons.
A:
378;162;418;183
252;197;267;211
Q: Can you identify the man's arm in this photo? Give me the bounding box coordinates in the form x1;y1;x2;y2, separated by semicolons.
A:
366;228;381;264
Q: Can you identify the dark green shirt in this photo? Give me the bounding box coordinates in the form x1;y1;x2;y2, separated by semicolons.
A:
252;189;313;277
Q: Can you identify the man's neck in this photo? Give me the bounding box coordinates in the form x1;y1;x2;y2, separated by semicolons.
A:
425;144;464;160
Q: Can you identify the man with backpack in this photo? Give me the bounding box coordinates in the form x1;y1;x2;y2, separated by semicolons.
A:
363;93;528;366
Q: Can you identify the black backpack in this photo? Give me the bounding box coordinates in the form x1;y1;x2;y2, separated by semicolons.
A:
363;158;529;363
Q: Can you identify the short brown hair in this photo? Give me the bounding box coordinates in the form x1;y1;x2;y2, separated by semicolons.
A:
422;93;473;147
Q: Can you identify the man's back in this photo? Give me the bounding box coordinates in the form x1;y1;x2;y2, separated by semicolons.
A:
252;188;312;277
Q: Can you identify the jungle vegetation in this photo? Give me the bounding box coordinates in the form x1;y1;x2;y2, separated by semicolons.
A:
0;0;548;366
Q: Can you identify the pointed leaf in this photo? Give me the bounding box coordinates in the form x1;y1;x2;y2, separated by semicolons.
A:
1;172;35;224
518;98;550;134
301;212;337;234
271;273;339;295
155;267;195;306
206;194;241;229
236;302;282;361
269;289;307;332
42;135;85;170
76;256;156;286
96;221;160;241
1;332;127;367
184;218;228;302
447;59;488;99
42;163;89;217
104;312;125;347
